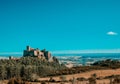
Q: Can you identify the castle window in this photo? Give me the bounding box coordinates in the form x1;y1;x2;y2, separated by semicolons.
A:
37;52;39;55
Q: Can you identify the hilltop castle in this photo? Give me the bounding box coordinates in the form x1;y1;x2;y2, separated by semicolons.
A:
23;46;51;60
9;46;59;63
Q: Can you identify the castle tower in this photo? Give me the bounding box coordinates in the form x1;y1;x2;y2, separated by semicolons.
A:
27;46;30;51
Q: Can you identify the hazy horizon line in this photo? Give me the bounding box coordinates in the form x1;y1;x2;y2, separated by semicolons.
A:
0;49;120;55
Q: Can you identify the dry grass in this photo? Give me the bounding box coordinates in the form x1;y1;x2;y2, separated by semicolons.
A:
38;68;120;81
37;68;120;84
1;68;120;84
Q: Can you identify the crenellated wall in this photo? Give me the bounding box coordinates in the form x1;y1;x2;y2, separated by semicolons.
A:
23;46;51;60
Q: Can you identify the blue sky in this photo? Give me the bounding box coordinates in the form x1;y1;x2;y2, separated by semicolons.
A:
0;0;120;53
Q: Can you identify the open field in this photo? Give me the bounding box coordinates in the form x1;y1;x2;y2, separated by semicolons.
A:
0;68;120;84
21;68;120;84
39;68;120;81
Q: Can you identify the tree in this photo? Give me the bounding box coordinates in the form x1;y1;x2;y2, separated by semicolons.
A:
88;73;97;84
0;65;6;80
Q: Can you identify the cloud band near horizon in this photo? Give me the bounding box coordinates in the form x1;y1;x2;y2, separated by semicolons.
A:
52;49;120;54
0;49;120;55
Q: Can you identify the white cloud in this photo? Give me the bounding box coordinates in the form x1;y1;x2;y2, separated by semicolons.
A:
107;31;118;35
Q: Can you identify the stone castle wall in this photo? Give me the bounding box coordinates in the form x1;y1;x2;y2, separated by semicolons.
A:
23;46;51;60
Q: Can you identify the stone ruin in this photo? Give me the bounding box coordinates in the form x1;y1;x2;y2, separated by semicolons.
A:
23;46;59;63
